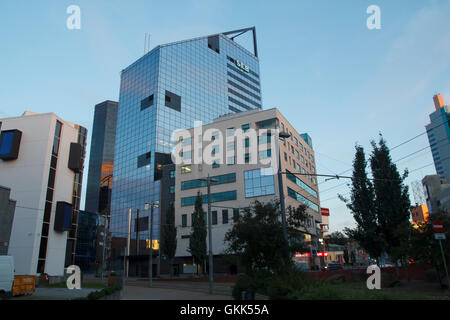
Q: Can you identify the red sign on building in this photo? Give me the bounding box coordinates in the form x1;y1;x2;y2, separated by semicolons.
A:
321;208;330;216
433;221;444;233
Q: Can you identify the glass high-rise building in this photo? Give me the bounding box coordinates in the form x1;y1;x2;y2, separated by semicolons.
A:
110;28;262;275
426;94;450;179
85;100;118;216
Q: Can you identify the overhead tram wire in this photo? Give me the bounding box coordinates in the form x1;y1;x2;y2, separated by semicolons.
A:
317;117;449;185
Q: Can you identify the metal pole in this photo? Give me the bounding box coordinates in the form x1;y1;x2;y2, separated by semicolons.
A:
101;215;107;281
149;205;154;287
127;208;131;279
207;176;214;294
438;239;449;287
136;209;140;276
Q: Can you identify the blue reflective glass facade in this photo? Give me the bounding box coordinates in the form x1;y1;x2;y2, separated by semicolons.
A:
110;32;261;268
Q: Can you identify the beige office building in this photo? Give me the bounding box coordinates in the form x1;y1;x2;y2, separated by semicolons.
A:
173;108;322;273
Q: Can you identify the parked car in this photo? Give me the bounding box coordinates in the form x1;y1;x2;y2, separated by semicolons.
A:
0;256;14;299
322;262;343;271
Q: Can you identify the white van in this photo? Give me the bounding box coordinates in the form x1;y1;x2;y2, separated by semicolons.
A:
0;256;15;298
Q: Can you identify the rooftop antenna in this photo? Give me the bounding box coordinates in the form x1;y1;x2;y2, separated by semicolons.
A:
144;33;151;54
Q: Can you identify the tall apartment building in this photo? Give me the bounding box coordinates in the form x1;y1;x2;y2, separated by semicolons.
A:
0;111;87;275
426;94;450;179
85;100;118;216
174;108;322;274
110;28;262;276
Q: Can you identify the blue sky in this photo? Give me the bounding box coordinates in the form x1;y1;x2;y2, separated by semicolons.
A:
1;0;450;233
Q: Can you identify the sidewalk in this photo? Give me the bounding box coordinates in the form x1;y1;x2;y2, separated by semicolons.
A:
121;285;232;300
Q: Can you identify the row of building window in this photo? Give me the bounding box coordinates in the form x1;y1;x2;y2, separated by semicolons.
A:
181;208;241;227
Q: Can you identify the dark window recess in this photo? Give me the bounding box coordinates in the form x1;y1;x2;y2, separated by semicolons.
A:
137;152;151;168
140;94;154;111
68;143;82;172
47;168;56;189
228;88;261;108
44;202;52;223
38;237;48;259
164;90;181;112
228;80;261;100
135;216;149;232
0;129;22;161
46;188;54;202
229;106;242;113
229;96;253;111
41;222;49;237
54;201;73;232
207;35;220;54
154;152;173;181
181;235;190;239
227;72;260;93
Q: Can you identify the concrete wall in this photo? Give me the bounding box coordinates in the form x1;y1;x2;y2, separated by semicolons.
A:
0;112;81;275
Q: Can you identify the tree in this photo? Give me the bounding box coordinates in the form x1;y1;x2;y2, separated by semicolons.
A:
370;136;411;262
161;202;177;278
409;211;450;287
224;200;308;275
188;192;207;275
340;144;385;262
344;249;349;265
327;231;348;246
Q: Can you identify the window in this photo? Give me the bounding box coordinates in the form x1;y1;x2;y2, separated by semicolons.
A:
211;145;219;155
212;211;218;225
301;156;304;164
169;186;175;194
233;208;240;222
294;137;298;146
242;123;250;132
297;163;301;172
286;170;318;198
281;123;285;132
244;168;275;198
227;156;236;165
164;90;181;112
245;153;251;163
291;146;295;154
181;165;192;174
226;127;235;136
182;137;192;146
222;210;229;224
181;151;192;160
287;187;319;212
181;191;237;207
295;150;300;159
140;94;154;111
284;152;287;161
170;170;175;179
259;149;272;159
258;134;271;144
244;137;250;147
137;152;151;168
181;173;236;190
182;214;187;227
211;131;219;141
227;141;235;151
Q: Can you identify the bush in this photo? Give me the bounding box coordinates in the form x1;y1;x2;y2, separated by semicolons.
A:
232;270;274;300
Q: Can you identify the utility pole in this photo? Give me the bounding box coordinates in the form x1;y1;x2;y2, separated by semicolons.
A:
277;131;291;264
127;208;131;279
147;201;159;287
200;176;218;294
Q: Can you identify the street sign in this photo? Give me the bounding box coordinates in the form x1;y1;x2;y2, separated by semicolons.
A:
434;233;446;240
433;221;444;233
320;208;330;216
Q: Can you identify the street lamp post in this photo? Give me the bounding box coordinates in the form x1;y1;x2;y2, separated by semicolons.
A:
277;131;291;243
146;201;159;287
200;175;218;294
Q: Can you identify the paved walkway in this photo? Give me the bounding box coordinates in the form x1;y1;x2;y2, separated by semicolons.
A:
12;287;97;300
121;285;232;300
